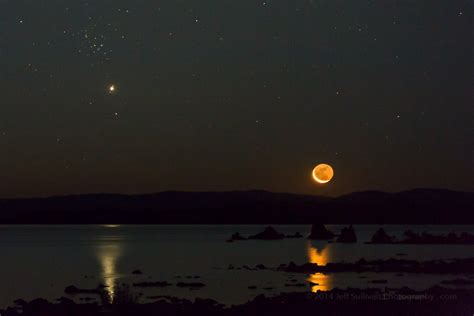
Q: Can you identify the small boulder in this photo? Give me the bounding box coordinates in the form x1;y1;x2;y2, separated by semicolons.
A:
286;232;303;238
227;232;246;242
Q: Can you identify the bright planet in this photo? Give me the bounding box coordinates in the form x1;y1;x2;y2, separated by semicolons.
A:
312;163;334;184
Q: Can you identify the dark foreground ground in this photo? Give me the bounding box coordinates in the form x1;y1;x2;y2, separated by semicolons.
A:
2;287;473;316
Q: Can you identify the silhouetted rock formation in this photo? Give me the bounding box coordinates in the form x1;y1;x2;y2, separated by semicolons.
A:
227;228;302;242
336;225;357;243
307;224;335;239
226;232;246;242
255;264;267;270
367;229;474;244
248;226;285;240
368;228;395;243
399;230;474;244
131;269;143;275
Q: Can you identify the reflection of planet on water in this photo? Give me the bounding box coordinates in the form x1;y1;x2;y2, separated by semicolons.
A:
95;240;124;303
312;163;334;184
102;224;121;228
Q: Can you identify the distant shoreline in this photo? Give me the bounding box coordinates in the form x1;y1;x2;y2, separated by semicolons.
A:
0;189;472;224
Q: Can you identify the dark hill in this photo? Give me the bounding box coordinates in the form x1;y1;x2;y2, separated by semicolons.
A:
0;189;472;224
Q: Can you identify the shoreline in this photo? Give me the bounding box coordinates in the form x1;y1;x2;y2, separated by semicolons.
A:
2;286;473;316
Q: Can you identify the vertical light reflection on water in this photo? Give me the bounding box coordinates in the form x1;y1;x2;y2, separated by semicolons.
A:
96;226;124;303
306;241;332;292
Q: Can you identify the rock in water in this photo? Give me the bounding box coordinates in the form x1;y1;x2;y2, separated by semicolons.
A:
307;224;335;240
286;232;303;238
370;228;395;243
336;225;357;243
248;226;285;240
226;232;246;242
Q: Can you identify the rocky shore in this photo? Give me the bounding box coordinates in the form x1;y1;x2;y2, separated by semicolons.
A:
2;286;473;316
226;226;303;242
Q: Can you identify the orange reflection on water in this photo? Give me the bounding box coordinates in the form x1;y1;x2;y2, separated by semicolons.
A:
306;242;332;292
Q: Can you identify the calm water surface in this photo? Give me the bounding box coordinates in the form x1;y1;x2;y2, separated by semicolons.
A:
1;225;474;307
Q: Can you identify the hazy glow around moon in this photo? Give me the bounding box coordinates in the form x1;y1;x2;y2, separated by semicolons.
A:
312;163;334;184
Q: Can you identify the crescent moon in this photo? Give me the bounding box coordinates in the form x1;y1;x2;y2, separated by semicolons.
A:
312;164;334;184
312;169;330;183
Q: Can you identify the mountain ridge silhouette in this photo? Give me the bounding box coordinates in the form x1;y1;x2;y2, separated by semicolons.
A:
0;188;472;224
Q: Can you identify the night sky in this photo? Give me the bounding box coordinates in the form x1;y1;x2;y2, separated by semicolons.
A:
0;0;472;198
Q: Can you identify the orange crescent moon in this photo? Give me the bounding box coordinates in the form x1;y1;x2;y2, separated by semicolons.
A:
312;164;334;184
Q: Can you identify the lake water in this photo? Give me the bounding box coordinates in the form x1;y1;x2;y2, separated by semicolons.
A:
1;225;474;307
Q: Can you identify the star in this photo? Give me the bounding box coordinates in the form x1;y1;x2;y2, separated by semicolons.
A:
108;84;116;93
